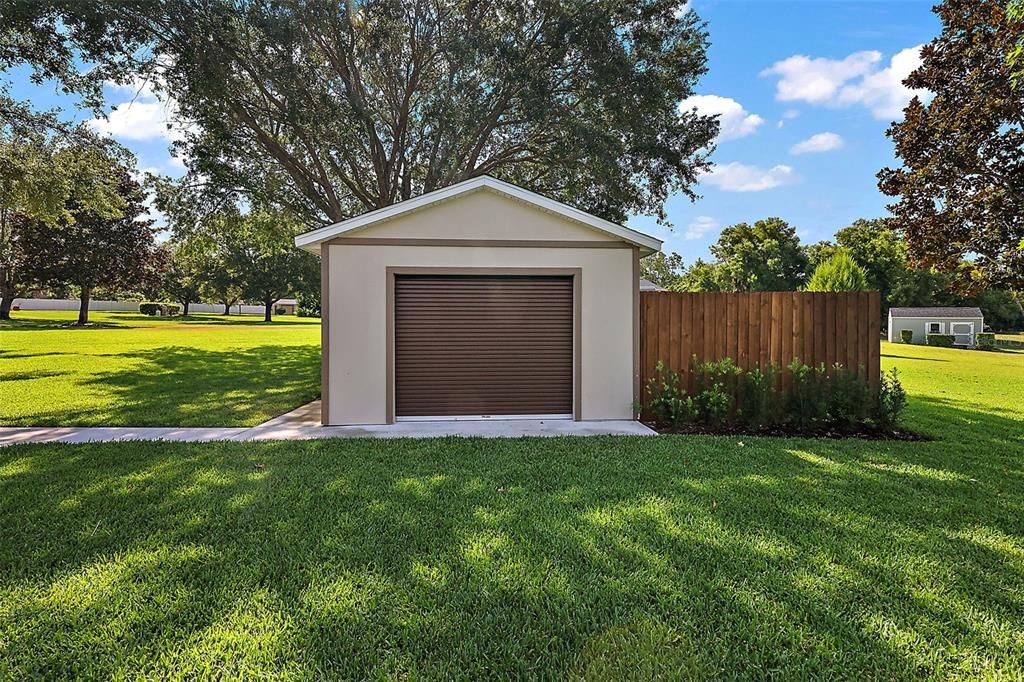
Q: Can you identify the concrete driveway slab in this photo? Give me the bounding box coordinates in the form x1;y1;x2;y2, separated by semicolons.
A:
0;401;656;447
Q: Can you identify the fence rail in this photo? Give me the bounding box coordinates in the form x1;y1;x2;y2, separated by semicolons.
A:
640;291;881;403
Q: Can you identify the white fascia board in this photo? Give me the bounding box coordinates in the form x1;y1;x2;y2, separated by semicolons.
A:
294;176;663;254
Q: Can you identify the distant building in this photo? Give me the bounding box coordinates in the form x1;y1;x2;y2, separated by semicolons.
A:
888;307;984;346
275;298;298;315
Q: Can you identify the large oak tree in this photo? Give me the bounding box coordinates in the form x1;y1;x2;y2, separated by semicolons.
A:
878;0;1024;291
10;0;718;229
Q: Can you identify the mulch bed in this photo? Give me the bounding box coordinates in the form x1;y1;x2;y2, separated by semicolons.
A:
644;422;931;441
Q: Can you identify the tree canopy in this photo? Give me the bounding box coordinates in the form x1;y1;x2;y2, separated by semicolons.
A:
0;128;131;318
710;218;808;291
640;251;684;290
18;170;160;324
11;0;718;230
878;0;1023;290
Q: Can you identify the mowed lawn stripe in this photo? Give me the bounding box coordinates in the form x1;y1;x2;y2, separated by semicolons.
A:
0;311;321;427
0;342;1021;678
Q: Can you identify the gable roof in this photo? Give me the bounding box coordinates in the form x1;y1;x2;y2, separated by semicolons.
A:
639;278;665;291
294;175;663;254
889;307;983;318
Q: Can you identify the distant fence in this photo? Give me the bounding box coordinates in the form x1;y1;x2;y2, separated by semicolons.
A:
12;298;268;315
640;291;881;401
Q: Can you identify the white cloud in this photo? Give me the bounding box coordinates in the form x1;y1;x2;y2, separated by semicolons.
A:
90;78;187;142
684;216;719;240
790;132;845;154
761;51;880;104
836;46;927;120
761;46;927;119
679;95;764;141
700;162;797;192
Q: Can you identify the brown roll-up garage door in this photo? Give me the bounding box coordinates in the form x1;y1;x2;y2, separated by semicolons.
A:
394;275;573;418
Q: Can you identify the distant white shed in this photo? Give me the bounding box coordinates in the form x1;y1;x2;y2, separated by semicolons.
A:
887;307;984;346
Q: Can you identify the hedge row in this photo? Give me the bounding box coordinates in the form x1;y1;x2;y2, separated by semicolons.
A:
139;302;182;316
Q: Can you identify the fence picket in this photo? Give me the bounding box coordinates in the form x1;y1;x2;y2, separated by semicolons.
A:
640;291;880;412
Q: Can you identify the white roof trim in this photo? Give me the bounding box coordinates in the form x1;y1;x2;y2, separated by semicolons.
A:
294;175;663;253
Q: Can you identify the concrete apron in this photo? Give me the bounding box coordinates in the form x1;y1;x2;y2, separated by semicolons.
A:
0;401;657;447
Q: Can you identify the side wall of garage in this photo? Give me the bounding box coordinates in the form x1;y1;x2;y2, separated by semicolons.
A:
323;243;635;425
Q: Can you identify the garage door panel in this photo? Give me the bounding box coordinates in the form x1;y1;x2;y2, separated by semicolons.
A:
395;275;574;417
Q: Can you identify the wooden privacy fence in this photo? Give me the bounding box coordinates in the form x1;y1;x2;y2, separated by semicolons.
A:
640;291;881;401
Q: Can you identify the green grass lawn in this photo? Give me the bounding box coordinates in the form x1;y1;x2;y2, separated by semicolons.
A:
0;310;321;427
1;342;1022;678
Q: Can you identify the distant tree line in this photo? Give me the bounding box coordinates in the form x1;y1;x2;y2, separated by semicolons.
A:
0;130;318;325
642;217;1024;330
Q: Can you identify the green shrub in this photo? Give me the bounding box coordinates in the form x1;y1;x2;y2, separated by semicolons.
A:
164;303;182;316
139;302;163;316
741;364;781;427
875;367;907;428
694;383;730;426
805;250;869;292
828;365;871;428
644;355;899;434
976;332;996;348
926;333;955;347
693;357;741;425
899;329;913;344
788;359;829;428
274;306;287;315
645;361;693;429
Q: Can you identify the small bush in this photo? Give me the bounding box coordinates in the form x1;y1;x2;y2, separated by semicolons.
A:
926;333;955;347
788;359;829;428
741;364;781;427
976;333;995;348
164;303;182;316
139;302;163;316
275;306;287;315
645;355;906;435
645;361;693;429
693;357;742;425
875;367;907;428
899;329;913;344
828;365;871;428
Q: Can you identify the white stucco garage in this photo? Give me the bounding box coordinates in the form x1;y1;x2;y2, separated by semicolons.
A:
295;176;662;426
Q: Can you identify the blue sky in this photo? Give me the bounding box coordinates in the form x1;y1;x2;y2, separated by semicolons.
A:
631;0;941;262
7;1;941;257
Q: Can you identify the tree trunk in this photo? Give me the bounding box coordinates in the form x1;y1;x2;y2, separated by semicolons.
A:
183;300;190;316
264;296;273;323
78;286;91;326
0;283;14;320
223;301;231;315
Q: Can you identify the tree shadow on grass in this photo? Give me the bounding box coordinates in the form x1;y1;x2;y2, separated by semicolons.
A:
21;344;321;427
0;317;123;331
880;352;948;362
1;396;1022;678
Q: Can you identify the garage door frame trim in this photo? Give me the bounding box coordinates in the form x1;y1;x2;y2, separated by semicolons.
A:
386;266;582;424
